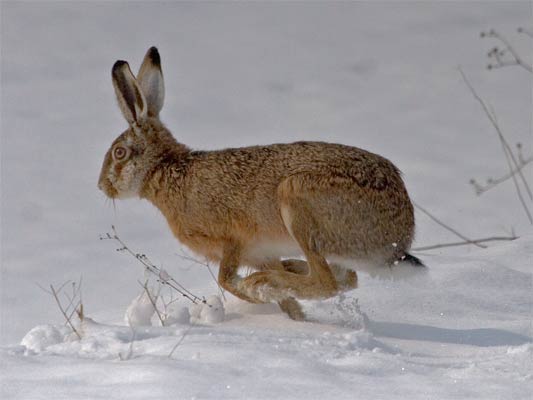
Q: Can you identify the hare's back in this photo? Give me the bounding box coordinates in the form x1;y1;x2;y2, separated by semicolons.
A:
195;141;400;181
187;141;406;209
187;140;409;217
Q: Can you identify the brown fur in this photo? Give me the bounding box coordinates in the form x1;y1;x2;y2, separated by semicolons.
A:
98;48;416;320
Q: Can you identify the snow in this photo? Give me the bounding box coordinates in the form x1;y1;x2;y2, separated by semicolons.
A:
189;295;226;325
125;290;158;327
20;324;71;355
1;2;532;399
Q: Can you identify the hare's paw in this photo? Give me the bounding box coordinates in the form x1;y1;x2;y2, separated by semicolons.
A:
239;270;338;302
281;259;309;274
330;264;358;291
278;297;306;321
237;271;298;303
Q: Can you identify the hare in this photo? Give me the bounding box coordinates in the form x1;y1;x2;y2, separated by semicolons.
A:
98;47;423;320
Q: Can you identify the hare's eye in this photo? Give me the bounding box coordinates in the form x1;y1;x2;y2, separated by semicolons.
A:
113;146;128;161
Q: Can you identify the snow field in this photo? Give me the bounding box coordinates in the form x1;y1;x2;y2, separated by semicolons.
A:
1;2;532;399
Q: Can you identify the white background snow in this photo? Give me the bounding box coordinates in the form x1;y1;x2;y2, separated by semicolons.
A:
1;2;532;399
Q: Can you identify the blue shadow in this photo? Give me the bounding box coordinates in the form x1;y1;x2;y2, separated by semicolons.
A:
369;320;532;347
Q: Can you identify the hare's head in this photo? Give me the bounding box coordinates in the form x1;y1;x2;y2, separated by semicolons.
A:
98;47;183;199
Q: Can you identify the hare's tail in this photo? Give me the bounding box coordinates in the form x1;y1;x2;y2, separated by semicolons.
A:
402;253;425;267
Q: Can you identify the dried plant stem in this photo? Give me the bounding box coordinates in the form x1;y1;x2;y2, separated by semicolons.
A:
50;284;82;340
139;281;165;327
178;251;227;301
518;27;533;39
460;68;532;199
472;155;533;195
168;323;195;358
102;226;207;305
119;318;136;361
459;67;532;223
486;30;533;73
64;278;84;322
412;235;517;251
413;202;487;249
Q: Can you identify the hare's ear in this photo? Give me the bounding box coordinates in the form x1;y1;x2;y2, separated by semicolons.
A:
112;60;147;126
137;47;165;118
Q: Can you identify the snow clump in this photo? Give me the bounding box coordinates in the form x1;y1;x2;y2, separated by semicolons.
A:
20;324;70;354
125;291;156;327
189;295;225;324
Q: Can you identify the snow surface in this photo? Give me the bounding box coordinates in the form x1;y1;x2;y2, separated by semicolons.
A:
1;2;532;399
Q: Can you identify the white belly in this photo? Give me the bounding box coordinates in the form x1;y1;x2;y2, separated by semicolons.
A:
245;238;302;263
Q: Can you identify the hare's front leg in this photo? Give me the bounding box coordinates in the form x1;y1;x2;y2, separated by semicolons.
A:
218;241;263;304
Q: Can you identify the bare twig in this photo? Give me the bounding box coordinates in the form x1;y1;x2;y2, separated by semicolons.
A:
460;68;532;199
160;293;181;322
119;317;136;361
517;27;533;39
66;300;83;323
481;29;532;73
470;154;533;195
63;278;83;316
50;284;82;340
177;250;227;301
168;323;195;358
412;235;517;251
459;67;533;223
413;202;487;249
206;264;226;301
36;283;53;295
100;226;209;306
139;281;165;327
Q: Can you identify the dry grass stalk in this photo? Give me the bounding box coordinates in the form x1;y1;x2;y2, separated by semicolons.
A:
413;202;487;249
412;235;517;251
481;29;532;73
459;67;532;224
44;279;84;340
101;226;209;305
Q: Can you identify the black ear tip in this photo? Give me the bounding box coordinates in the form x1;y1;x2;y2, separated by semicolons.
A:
147;47;161;66
112;60;129;75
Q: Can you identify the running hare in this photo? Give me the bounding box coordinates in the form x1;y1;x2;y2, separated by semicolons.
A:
98;47;423;320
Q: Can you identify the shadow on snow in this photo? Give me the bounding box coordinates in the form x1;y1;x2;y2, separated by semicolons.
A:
369;320;531;347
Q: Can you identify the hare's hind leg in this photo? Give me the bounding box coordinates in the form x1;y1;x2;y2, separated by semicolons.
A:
216;249;305;320
254;259;307;321
281;259;357;290
255;259;354;320
238;194;339;302
255;259;308;275
330;264;358;290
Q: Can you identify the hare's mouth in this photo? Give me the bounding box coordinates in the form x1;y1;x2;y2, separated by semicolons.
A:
97;178;118;199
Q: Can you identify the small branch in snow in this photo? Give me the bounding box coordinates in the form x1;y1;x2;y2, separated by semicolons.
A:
63;277;84;323
459;67;532;224
413;202;487;249
470;151;533;196
412;235;518;251
100;226;211;306
517;26;533;39
49;282;83;340
481;29;532;73
139;280;165;327
177;250;227;302
168;323;195;359
119;317;136;361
